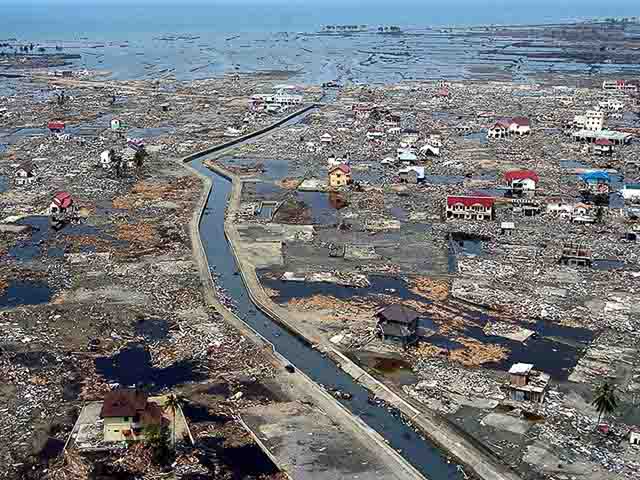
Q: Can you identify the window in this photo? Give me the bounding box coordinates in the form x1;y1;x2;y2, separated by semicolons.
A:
113;429;119;432
123;416;129;421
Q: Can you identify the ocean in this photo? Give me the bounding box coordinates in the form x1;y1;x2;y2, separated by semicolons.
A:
1;1;639;84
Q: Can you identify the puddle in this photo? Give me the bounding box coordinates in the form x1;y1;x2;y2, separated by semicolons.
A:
463;131;488;144
95;343;205;391
12;351;58;369
135;318;169;341
560;160;588;169
592;259;624;271
8;216;116;261
0;281;52;308
197;438;279;478
221;157;291;180
272;191;347;225
423;175;464;185
450;232;488;256
261;274;426;304
127;126;175;137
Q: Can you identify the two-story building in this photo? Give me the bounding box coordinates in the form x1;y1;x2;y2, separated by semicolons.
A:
504;169;539;196
14;162;37;186
328;164;352;188
376;304;419;348
100;389;167;442
506;363;550;404
446;195;494;221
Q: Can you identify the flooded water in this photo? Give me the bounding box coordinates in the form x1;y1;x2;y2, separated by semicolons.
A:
127;126;175;138
135;318;170;341
0;280;52;308
192;158;464;480
95;343;205;390
8;216;117;261
261;273;425;304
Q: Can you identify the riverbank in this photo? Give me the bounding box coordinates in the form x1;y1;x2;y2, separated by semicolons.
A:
205;158;522;480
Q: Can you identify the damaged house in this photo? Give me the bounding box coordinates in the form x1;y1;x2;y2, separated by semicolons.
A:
376;304;419;348
100;389;168;443
14;161;37;186
506;363;550;404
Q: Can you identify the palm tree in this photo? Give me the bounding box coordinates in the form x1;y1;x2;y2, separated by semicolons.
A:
592;382;618;428
163;394;181;448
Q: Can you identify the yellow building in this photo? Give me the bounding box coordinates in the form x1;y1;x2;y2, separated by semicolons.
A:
100;389;166;442
328;164;352;188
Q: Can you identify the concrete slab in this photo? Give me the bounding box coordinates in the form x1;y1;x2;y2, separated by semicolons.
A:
482;413;531;435
241;401;407;480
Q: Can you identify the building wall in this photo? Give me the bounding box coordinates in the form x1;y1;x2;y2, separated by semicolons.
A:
329;172;350;187
103;417;137;442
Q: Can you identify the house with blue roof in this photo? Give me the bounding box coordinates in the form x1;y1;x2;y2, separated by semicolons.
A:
580;171;611;194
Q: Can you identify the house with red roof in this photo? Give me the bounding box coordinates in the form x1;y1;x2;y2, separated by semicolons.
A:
446;195;494;221
328;164;352;188
509;117;531;135
504;169;539;195
594;138;614;156
487;120;510;139
100;388;169;443
48;191;76;217
47;121;65;133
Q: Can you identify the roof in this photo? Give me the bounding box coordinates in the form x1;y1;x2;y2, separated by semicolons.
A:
140;401;165;426
447;195;495;208
509;363;533;375
623;183;640;190
100;389;148;418
377;304;419;325
330;164;351;175
47;121;65;129
595;138;614;146
492;120;510;129
398;151;418;161
504;169;539;183
398;166;425;178
52;191;74;209
380;322;415;338
16;161;35;174
510;117;530;127
580;171;610;182
501;221;515;229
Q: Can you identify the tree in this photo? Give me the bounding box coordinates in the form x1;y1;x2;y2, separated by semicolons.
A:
144;423;173;465
133;148;147;173
592;382;618;428
163;394;181;448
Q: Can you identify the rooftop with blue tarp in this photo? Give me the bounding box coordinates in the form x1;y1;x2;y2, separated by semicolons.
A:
580;171;610;183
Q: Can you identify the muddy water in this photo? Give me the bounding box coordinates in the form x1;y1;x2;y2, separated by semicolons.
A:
191;159;464;480
0;280;52;308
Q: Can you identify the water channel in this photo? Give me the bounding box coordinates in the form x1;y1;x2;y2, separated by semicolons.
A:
191;142;466;478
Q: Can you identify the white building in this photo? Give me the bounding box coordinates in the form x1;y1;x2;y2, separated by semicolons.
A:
598;99;625;112
622;184;640;201
602;80;638;93
509;117;531;135
110;118;122;130
574;110;605;132
100;150;115;169
320;133;333;144
14;162;37;186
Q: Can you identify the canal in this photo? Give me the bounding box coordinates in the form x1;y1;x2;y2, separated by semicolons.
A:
191;151;466;479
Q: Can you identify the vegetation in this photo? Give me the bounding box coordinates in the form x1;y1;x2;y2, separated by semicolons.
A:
592;382;618;428
163;394;181;448
144;424;173;465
